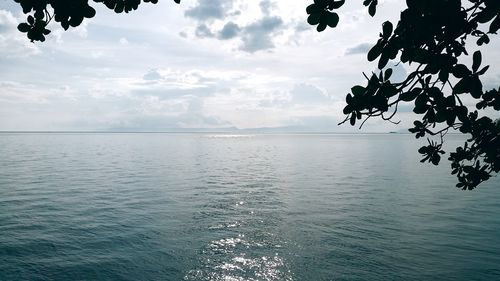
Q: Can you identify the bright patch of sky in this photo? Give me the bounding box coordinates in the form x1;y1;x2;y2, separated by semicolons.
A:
1;0;499;132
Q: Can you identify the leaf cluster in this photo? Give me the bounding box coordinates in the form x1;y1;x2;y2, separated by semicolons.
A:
306;0;378;32
309;0;500;189
15;0;180;42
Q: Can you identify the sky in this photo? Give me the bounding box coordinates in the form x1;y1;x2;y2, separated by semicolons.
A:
0;0;499;132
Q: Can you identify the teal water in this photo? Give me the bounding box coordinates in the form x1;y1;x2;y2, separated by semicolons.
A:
0;133;499;280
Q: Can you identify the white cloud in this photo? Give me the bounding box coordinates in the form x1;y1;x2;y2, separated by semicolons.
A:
119;37;129;45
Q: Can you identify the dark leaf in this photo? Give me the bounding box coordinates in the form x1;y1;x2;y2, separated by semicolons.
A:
317;22;327;32
452;64;470;78
368;1;376;17
306;4;319;14
382;21;393;38
17;23;30;33
477;65;489;76
327;12;339;28
350;113;356;125
367;42;383;61
351;85;365;96
472;51;482;73
384;68;393;80
400;88;421;102
330;0;345;9
489;15;500;34
307;14;320;25
453;77;469;94
438;70;449;82
477;34;490;46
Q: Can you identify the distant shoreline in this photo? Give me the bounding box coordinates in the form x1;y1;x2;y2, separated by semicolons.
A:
0;131;463;135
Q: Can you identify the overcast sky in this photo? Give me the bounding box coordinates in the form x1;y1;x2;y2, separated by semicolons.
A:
1;0;499;132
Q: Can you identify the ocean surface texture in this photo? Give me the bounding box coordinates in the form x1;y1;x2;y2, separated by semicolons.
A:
0;133;499;281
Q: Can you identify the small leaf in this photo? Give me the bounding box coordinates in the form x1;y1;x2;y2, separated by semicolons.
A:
317;22;327;32
414;95;428;113
378;53;389;69
431;154;441;165
438;70;449;82
453;78;469;94
69;16;84;27
477;65;489;76
477;34;490;46
343;104;353;114
17;23;30;33
85;6;97;18
350;113;356;126
327;13;339;28
368;1;377;17
475;7;497;23
472;51;482;73
307;14;321;25
382;21;392;38
367;42;383;61
452;64;470;78
400;88;421;102
489;15;500;34
306;4;319;14
351;85;365;96
330;0;345;9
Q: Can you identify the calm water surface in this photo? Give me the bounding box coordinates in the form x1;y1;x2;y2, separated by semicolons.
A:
0;133;499;280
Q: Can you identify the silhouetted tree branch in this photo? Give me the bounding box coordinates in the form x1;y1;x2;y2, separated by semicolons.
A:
307;0;500;190
14;0;179;42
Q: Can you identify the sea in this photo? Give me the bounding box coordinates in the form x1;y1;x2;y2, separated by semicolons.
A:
0;133;499;281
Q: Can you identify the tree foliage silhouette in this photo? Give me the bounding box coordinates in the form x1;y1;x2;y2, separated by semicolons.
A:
14;0;500;189
14;0;179;42
307;0;500;190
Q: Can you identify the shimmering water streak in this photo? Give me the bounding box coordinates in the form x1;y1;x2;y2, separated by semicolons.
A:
0;133;499;281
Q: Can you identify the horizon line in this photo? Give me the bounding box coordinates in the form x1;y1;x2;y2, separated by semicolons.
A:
0;130;414;135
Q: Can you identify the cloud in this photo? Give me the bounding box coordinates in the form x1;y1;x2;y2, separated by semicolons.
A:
289;83;331;104
217;22;240;40
294;21;310;33
239;16;283;52
258;83;332;108
135;68;223;100
143;69;163;81
131;86;216;101
345;43;372;55
259;0;276;16
106;96;232;131
195;24;215;38
184;0;232;21
286;115;342;132
140;68;219;86
119;37;129;45
183;1;288;53
0;9;16;34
